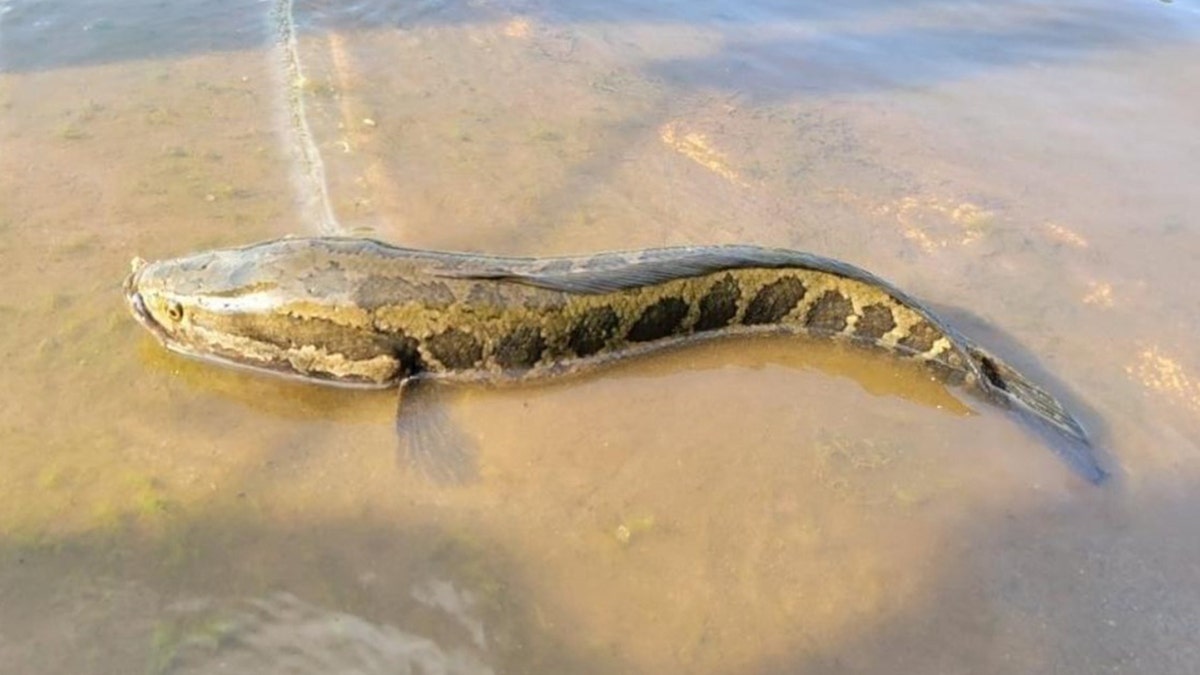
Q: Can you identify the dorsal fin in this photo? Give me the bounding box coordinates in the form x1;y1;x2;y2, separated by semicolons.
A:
434;245;898;296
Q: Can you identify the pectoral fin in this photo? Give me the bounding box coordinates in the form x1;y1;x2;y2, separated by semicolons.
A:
395;377;479;484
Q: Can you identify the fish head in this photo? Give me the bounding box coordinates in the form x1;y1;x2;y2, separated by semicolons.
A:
124;239;405;388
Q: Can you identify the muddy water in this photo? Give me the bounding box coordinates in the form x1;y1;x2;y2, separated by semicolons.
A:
2;0;1199;672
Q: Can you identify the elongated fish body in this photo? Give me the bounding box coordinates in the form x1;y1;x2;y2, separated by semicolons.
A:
124;237;1107;483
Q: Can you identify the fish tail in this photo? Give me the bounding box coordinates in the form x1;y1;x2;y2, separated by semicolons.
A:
965;344;1109;484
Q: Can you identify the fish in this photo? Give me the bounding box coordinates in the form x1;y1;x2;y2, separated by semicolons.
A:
123;236;1107;484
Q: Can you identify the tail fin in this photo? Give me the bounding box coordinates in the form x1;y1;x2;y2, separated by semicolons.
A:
966;344;1109;484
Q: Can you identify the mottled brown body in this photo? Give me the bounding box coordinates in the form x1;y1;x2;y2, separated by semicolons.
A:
124;237;1107;483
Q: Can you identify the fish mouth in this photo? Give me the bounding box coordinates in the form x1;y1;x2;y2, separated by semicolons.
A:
126;291;169;343
126;289;155;330
123;259;171;343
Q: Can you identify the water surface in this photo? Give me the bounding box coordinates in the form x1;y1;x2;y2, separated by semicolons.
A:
2;0;1199;672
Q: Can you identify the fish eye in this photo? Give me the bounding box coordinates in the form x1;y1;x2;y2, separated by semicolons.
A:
166;301;184;321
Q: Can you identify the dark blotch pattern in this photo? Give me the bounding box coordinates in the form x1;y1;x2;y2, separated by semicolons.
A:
897;319;942;354
855;303;896;340
520;287;569;312
389;332;424;374
298;262;349;292
215;312;389;362
805;290;854;333
493;325;546;370
694;274;741;331
466;283;506;307
626;297;690;342
354;276;455;309
743;276;807;325
978;356;1007;391
426;328;483;370
568;306;620;357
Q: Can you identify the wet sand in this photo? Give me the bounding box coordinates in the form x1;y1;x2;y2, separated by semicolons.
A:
1;0;1199;672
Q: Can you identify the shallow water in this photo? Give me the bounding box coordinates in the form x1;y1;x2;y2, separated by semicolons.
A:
2;0;1199;672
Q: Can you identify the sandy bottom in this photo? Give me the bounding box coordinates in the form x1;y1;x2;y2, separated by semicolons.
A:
1;0;1199;672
